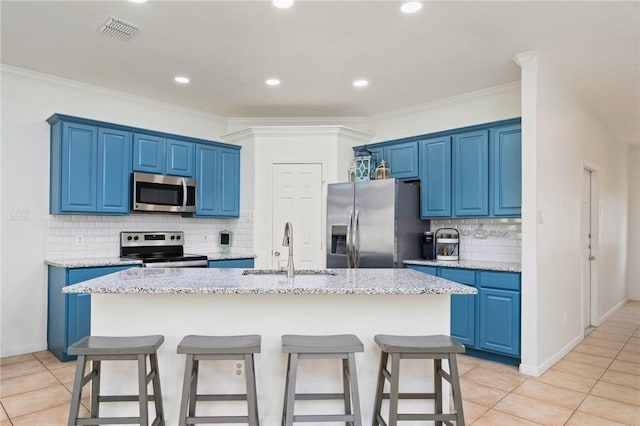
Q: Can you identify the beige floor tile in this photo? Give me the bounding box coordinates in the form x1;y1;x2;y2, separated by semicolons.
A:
39;356;75;372
31;351;54;361
617;350;640;364
471;408;541;426
461;367;526;392
608;359;640;376
457;361;477;376
590;380;640;407
460;377;509;407
577;394;640;425
0;420;12;426
600;370;640;390
552;359;607;380
474;358;522;374
49;365;77;384
0;371;60;398
0;405;6;420
531;368;597;393
11;402;89;426
589;331;630;343
573;342;620;359
583;336;626;350
493;393;573;425
563;351;614;367
0;355;35;367
0;361;47;381
565;411;627;426
623;342;640;354
460;399;488;424
0;384;70;418
628;336;640;345
512;379;586;410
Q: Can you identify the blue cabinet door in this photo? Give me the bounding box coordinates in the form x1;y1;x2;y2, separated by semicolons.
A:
384;142;418;179
166;139;194;177
419;137;452;218
133;133;165;174
491;125;522;216
478;288;520;356
440;268;476;348
453;130;489;217
97;128;132;214
195;144;219;216
218;148;241;217
60;122;98;213
208;259;255;268
404;264;437;276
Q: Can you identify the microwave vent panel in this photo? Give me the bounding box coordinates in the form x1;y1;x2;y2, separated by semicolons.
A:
98;16;139;41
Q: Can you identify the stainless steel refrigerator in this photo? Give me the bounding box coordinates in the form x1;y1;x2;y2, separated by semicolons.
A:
326;179;427;268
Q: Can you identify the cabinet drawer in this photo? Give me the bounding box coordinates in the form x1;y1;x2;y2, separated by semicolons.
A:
208;259;254;269
479;271;520;291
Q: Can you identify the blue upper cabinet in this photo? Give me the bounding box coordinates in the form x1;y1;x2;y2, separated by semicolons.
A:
57;122;98;213
133;133;165;174
384;142;418;179
166;138;194;177
97;128;132;214
453;130;489;217
490;125;522;216
195;144;241;218
419;137;451;218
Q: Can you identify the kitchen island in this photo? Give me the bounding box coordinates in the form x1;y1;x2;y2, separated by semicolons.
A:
63;268;475;425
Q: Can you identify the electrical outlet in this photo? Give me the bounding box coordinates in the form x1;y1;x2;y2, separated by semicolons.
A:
235;362;243;377
75;235;84;246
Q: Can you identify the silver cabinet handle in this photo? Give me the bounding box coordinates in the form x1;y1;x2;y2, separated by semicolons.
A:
274;251;280;256
589;255;596;261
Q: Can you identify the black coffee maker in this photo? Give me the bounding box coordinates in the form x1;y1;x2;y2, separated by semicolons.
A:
422;231;435;260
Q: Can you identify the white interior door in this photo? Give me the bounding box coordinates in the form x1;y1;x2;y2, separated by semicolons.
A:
271;163;323;270
582;168;593;330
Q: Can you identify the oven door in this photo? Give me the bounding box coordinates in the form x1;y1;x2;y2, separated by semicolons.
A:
132;172;196;213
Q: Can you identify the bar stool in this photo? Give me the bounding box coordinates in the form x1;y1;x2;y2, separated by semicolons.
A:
281;334;364;426
177;335;261;426
372;334;465;426
67;335;165;426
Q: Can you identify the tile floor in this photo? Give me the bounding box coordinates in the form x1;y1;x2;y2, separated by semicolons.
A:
0;301;638;425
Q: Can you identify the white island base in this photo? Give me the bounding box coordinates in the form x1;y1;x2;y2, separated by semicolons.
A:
90;293;452;425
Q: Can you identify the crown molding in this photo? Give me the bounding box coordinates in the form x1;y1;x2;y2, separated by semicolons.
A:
222;125;373;143
1;64;227;122
227;116;369;128
369;81;521;122
514;50;538;67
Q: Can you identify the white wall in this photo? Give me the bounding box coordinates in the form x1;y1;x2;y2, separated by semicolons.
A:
628;146;640;300
519;52;630;375
0;66;233;356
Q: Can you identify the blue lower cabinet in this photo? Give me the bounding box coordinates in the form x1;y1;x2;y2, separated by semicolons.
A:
404;264;437;276
48;265;140;361
208;259;254;268
440;268;476;348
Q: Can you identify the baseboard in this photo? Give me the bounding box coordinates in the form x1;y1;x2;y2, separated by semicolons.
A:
0;343;46;358
598;298;629;325
518;333;583;377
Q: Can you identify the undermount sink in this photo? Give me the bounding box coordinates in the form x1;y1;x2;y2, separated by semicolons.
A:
242;269;339;276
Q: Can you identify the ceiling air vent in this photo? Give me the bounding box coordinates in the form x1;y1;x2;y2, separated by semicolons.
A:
98;16;139;41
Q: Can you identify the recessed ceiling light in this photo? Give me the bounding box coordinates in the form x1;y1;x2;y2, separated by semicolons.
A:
401;1;422;14
272;0;294;9
129;0;147;3
266;78;281;86
174;76;190;84
353;79;369;88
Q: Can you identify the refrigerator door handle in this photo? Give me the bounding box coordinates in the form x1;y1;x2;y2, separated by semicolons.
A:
346;209;354;268
353;209;360;268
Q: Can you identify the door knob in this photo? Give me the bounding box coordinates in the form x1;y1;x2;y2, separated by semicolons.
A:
589;255;596;261
274;251;281;256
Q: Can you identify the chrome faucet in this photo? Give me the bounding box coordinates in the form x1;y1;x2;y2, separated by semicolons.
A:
282;222;295;278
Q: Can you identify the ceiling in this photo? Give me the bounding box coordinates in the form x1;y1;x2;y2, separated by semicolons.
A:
1;1;638;144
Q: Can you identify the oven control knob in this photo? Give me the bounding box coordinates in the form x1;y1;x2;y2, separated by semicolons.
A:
177;235;181;240
134;236;139;241
170;236;175;240
127;236;132;241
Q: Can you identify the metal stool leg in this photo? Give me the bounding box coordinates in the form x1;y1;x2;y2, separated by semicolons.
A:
90;360;101;419
245;353;259;426
68;354;87;426
188;358;199;420
388;354;400;426
149;352;165;425
137;354;149;426
448;354;465;426
178;354;194;426
434;358;443;426
347;353;362;426
372;351;388;426
342;358;352;426
283;353;298;426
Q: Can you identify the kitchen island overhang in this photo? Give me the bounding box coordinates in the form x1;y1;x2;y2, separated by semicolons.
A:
63;268;476;425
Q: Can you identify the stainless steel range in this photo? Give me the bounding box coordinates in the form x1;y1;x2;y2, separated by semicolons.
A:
120;231;208;268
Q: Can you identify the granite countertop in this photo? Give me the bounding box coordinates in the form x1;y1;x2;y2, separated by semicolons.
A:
45;253;256;268
404;259;521;272
61;268;477;296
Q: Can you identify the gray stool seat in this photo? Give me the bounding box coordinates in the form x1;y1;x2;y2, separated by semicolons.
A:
178;334;261;354
373;334;466;426
374;334;465;354
177;334;261;426
281;334;363;426
67;335;165;426
68;335;164;356
282;334;364;354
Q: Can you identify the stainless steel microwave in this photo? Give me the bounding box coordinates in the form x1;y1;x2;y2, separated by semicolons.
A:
131;172;196;213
